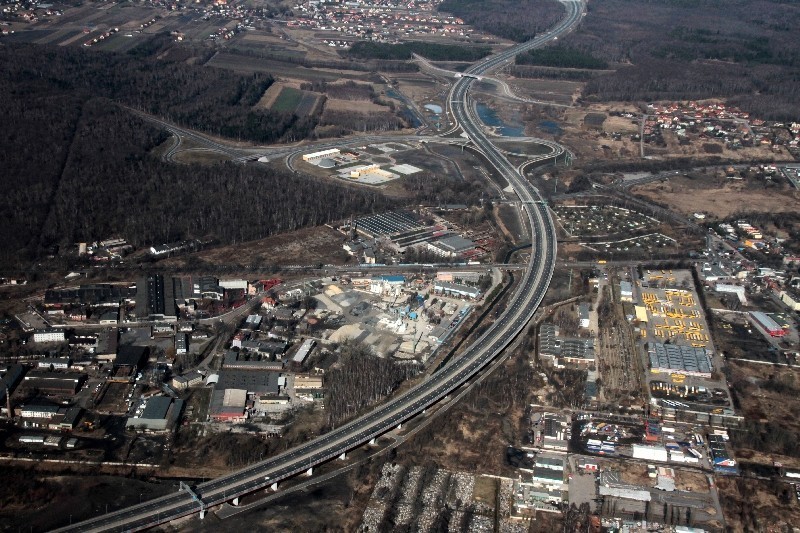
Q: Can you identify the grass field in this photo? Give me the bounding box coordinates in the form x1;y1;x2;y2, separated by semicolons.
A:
272;86;303;113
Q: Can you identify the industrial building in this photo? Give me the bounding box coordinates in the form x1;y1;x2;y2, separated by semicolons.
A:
37;358;71;370
426;235;476;258
579;304;590;328
223;350;283;370
22;371;87;395
750;311;785;337
115;346;149;370
210;388;248;422
647;342;712;377
292;339;316;365
44;283;136;307
135;274;177;321
355;211;423;238
538;324;595;368
126;396;184;431
632;444;668;462
302;148;340;163
715;283;747;304
0;364;25;406
620;281;633;302
432;281;481;300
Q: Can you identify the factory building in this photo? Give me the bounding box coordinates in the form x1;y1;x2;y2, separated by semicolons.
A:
302;148;340;163
126;396;184;431
750;311;786;337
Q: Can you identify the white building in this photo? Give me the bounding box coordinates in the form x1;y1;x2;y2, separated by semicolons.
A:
33;329;66;343
302;148;340;163
219;279;248;292
620;281;633;302
715;283;747;304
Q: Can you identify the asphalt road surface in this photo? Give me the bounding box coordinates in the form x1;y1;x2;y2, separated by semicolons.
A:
54;2;584;531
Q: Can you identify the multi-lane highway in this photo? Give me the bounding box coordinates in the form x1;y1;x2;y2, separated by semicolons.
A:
54;3;582;531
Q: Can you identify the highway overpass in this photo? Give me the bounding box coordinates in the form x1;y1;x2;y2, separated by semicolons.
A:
54;2;583;531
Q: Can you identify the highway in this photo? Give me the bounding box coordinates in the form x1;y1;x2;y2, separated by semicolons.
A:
54;2;582;531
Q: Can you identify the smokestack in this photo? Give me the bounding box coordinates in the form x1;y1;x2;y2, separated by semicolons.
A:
5;387;11;420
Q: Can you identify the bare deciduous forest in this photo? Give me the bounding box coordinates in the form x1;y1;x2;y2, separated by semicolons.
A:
559;0;800;119
0;68;391;268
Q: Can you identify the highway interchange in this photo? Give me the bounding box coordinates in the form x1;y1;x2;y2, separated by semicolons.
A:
55;2;583;531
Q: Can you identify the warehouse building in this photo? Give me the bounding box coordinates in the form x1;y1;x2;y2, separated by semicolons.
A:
538;324;595;368
126;396;184;431
38;357;71;370
647;342;712;377
292;339;316;365
750;311;785;337
135;274;177;321
433;281;481;300
302;148;340;163
620;281;633;302
22;371;87;395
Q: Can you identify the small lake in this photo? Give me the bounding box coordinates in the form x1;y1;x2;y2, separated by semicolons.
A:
424;103;442;114
476;103;526;137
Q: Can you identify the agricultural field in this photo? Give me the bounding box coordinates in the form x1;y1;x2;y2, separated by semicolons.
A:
256;82;325;117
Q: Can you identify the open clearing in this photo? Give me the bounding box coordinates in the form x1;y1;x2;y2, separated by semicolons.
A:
633;177;800;219
324;99;387;114
160;226;348;271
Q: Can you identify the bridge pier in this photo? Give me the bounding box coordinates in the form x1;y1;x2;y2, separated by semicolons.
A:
397;423;402;430
305;467;313;476
232;497;240;506
369;438;376;445
271;482;279;491
199;509;206;520
339;452;346;461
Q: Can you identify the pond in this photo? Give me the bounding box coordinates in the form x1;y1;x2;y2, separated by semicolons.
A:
476;103;526;137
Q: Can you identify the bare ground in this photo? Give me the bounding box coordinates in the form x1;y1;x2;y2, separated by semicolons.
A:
633;177;800;219
158;226;350;271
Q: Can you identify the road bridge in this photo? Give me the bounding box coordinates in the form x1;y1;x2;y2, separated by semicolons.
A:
55;2;584;531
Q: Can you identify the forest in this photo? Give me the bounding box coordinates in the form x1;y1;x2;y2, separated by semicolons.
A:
556;0;800;120
346;41;490;62
0;41;313;143
437;0;565;43
516;45;608;70
0;92;391;268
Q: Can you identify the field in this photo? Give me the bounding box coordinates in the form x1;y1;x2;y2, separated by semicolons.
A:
206;53;368;82
632;175;800;219
324;98;387;114
271;87;304;113
158;225;349;272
